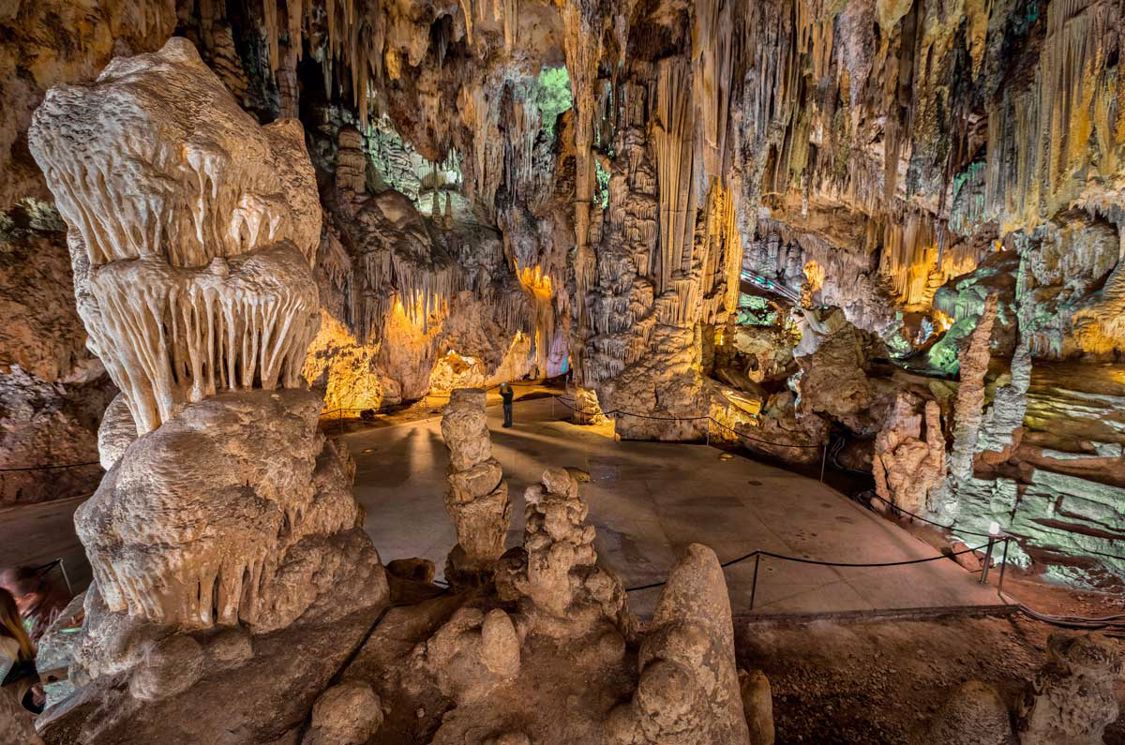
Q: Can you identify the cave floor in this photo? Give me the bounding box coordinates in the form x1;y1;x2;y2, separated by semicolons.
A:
0;394;1004;617
346;396;1003;617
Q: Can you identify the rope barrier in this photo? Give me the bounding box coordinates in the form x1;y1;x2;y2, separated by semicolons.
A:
0;460;101;473
325;389;1115;619
624;541;993;593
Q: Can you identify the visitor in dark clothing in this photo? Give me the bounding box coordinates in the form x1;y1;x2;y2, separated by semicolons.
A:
499;382;514;428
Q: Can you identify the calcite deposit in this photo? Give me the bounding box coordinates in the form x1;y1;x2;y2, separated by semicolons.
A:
0;0;1124;739
24;37;389;744
29;37;321;435
440;388;510;582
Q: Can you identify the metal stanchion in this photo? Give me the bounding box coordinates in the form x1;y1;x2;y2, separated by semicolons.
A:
997;536;1011;595
749;553;761;611
819;444;827;482
979;522;1001;584
58;558;72;596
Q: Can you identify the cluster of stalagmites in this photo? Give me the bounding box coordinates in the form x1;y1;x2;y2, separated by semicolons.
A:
294;388;764;744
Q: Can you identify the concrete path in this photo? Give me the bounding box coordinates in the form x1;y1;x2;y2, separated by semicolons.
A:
346;396;1002;616
0;494;91;591
0;394;1002;617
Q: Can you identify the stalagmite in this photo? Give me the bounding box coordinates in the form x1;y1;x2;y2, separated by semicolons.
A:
441;388;511;582
605;544;751;745
495;467;629;638
948;294;997;484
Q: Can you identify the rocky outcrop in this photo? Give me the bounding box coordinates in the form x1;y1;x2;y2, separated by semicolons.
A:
440;388;510;583
872;394;946;515
1016;633;1121;745
605;544;750;745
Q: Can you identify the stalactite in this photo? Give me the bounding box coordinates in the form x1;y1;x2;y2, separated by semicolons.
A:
985;0;1123;231
651;58;695;311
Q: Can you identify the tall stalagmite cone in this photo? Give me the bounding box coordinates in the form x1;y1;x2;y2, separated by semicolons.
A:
440;387;511;584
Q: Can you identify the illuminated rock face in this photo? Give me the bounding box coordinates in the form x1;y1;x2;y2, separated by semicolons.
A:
29;37;321;435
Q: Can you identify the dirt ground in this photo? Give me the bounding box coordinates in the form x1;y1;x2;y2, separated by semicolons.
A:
737;612;1125;745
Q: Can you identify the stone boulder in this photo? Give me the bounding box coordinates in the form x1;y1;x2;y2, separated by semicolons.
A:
605;544;750;745
1016;633;1121;745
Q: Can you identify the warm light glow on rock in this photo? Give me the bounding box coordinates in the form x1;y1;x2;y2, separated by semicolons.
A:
931;308;954;333
303;311;393;413
517;264;554;300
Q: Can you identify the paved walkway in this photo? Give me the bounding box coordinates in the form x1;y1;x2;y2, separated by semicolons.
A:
346;396;1002;616
0;394;1002;617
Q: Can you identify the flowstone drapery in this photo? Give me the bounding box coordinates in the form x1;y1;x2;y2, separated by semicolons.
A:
29;37;321;435
27;38;388;744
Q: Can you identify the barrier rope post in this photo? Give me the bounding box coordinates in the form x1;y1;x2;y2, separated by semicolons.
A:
58;558;72;596
980;532;998;584
749;553;761;611
819;443;827;483
997;536;1011;595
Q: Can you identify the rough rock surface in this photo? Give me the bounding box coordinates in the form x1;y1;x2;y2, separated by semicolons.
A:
0;202;113;503
925;680;1013;745
303;681;385;745
440;388;510;582
77;389;387;631
872;394;946;515
605;544;750;745
1016;633;1122;745
496;467;631;638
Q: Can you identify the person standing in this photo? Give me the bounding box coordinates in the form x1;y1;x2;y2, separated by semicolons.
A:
499;382;514;428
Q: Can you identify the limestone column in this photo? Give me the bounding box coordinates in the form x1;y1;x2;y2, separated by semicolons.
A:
440;388;511;583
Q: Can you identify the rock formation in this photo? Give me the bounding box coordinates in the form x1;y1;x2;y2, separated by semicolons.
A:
605;544;751;745
333;465;748;745
496;466;630;638
29;37;321;436
1016;633;1122;745
440;388;510;583
872;394;947;515
26;38;389;744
